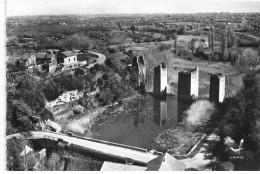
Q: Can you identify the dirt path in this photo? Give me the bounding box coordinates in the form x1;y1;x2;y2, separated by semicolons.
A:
180;133;220;170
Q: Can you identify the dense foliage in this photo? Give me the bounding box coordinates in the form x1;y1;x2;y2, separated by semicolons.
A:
214;70;260;169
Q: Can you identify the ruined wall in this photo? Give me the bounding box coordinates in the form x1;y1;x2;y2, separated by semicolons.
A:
209;73;225;103
219;76;225;102
160;63;167;95
132;55;146;90
138;55;146;86
49;62;57;73
178;66;199;101
178;72;191;101
190;66;199;98
153;63;167;96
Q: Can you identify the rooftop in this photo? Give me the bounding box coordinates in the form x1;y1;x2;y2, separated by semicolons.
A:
146;153;186;171
100;161;146;171
36;53;53;59
62;51;77;57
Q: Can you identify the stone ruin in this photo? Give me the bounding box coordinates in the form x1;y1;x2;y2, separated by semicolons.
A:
132;55;146;91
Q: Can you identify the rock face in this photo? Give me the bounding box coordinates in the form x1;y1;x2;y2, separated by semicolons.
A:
132;55;146;91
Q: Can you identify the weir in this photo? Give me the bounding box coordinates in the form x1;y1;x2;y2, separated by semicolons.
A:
7;131;162;165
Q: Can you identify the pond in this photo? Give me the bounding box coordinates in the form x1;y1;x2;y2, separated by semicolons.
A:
89;70;239;149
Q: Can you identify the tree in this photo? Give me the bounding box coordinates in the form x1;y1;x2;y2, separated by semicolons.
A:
237;48;260;72
7;138;24;171
174;33;178;54
219;70;260;147
74;68;84;77
221;28;228;61
10;100;34;132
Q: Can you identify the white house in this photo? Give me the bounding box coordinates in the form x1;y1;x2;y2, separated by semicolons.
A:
61;51;77;65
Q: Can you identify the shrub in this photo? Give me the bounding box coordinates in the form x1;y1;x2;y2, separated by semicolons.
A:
159;44;172;51
97;78;104;87
73;105;84;114
74;68;84;77
219;161;234;171
237;48;260;71
187;56;194;61
102;73;109;80
185;100;215;127
108;48;116;53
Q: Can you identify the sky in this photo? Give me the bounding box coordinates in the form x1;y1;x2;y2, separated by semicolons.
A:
5;0;260;16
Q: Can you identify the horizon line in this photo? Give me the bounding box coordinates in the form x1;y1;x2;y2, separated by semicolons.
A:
7;11;260;18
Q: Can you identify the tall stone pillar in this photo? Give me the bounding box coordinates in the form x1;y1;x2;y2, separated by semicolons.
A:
209;73;225;103
178;66;199;101
153;63;167;97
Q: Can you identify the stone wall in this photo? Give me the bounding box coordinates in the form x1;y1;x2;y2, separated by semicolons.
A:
209;73;225;103
132;55;146;91
178;66;199;101
153;63;167;96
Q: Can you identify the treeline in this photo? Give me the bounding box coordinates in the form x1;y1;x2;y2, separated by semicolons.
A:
6;55;138;134
213;69;260;170
12;24;108;39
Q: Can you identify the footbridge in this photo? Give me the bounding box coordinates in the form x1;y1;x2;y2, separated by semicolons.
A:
6;131;162;165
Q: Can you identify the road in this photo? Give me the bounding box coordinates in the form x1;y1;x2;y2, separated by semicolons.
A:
87;51;107;68
7;131;158;164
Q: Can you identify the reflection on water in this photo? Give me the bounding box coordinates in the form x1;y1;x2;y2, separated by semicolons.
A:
90;70;239;149
153;98;167;127
90;95;191;148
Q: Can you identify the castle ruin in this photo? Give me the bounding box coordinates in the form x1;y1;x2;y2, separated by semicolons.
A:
209;73;225;103
153;63;167;96
177;66;199;101
132;55;146;91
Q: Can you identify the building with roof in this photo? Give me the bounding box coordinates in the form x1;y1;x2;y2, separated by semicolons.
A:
35;52;54;65
146;153;186;171
57;51;77;65
100;153;185;171
20;146;34;156
45;119;61;133
25;54;37;67
100;161;146;171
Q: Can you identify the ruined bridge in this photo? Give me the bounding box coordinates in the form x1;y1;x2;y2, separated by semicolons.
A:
6;131;162;165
